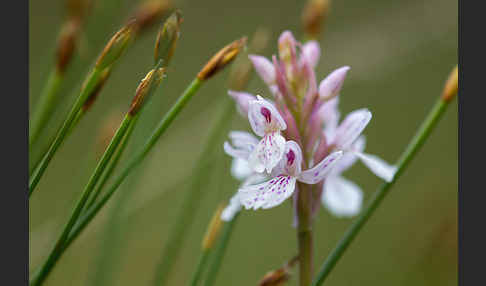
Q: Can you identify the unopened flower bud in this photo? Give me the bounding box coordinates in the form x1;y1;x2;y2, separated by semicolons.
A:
197;37;247;81
133;0;172;33
82;67;111;112
154;10;183;67
56;19;80;74
318;66;350;101
96;21;135;70
301;0;330;39
202;204;224;250
129;67;166;115
442;65;458;102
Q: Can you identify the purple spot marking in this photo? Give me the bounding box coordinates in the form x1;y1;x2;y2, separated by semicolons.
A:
261;107;272;123
286;150;295;166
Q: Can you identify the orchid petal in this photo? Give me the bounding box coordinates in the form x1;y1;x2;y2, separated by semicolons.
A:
275;141;303;177
322;176;363;218
319;97;341;139
318;66;350;101
230;158;253;180
221;192;242;221
248;131;286;173
248;96;286;137
299;151;343;184
301;40;320;68
238;175;297;210
228;90;256;116
223;131;259;160
333;108;371;150
249;55;276;86
355;152;397;182
332;136;366;175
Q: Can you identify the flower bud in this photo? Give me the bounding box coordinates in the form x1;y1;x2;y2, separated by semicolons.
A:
67;0;92;22
129;67;166;115
154;10;183;67
258;269;289;286
202;204;224;250
56;19;80;74
133;0;171;33
82;67;111;112
96;21;135;70
301;0;330;39
318;66;350;101
442;65;458;102
197;37;247;81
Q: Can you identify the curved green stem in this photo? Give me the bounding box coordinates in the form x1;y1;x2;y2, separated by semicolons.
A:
203;213;240;286
29;70;64;151
189;250;211;286
29;113;134;286
311;98;452;286
29;68;103;197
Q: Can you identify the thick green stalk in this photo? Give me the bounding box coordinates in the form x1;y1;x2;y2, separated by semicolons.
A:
29;70;64;150
297;182;314;286
203;213;240;286
29;113;134;286
189;250;211;286
34;78;203;274
29;68;103;197
311;98;452;286
152;99;235;286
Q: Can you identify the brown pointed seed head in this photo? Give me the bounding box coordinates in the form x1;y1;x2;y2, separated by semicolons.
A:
258;269;290;286
129;67;166;115
442;65;458;102
96;21;135;70
154;9;183;66
67;0;92;22
82;67;112;112
56;19;81;74
133;0;172;33
301;0;330;39
202;204;225;250
197;37;247;81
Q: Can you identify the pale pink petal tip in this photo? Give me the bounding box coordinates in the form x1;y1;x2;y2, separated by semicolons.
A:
228;90;256;116
301;41;321;68
248;55;276;86
319;66;351;101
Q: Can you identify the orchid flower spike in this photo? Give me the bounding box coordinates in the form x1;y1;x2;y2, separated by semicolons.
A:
247;96;288;173
239;141;343;210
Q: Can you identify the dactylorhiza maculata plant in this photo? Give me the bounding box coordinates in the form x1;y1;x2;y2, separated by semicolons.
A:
220;30;397;283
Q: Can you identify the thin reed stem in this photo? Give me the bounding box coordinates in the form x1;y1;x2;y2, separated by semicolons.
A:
203;212;240;286
29;68;103;197
311;97;453;286
152;99;235;286
189;250;211;286
29;113;134;286
32;78;204;277
29;70;64;150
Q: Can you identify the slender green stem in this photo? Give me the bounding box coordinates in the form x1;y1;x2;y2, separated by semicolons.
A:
296;182;314;286
29;68;103;197
311;98;452;286
203;213;240;286
29;113;134;286
32;78;203;277
189;250;211;286
152;99;235;286
84;115;138;211
29;70;64;150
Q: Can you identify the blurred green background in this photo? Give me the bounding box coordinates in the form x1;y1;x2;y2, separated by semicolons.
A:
29;0;457;285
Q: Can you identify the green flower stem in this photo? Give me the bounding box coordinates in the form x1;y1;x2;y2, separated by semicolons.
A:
84;115;139;211
189;249;211;286
311;97;453;286
152;99;235;286
296;182;314;286
32;78;203;277
203;212;240;286
29;70;64;150
29;67;103;197
29;113;134;286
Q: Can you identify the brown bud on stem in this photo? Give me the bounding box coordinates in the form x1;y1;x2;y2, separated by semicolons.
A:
301;0;330;40
154;10;183;66
56;19;81;74
197;37;247;81
129;67;166;115
133;0;172;33
82;67;112;112
258;256;298;286
441;65;458;102
96;21;135;70
202;204;224;250
67;0;92;22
